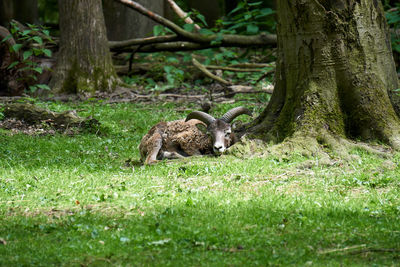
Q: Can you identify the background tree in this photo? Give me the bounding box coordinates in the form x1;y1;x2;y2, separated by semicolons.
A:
246;0;400;157
103;0;164;41
0;0;38;27
187;0;224;27
50;0;118;94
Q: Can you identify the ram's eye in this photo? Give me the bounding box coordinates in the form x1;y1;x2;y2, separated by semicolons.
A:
225;131;231;137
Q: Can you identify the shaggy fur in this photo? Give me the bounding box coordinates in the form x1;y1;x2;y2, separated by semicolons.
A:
139;119;212;164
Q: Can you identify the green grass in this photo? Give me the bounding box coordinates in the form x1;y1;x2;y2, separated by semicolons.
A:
0;101;400;266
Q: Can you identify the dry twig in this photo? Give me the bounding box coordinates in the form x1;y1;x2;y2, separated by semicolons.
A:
192;58;231;85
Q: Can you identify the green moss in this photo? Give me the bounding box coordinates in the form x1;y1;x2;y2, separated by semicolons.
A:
61;61;79;94
59;59;118;94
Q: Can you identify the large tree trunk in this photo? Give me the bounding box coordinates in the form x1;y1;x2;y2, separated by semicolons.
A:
246;0;400;157
103;0;164;41
50;0;118;94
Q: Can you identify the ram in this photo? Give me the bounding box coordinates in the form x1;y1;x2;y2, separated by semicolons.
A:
139;106;252;164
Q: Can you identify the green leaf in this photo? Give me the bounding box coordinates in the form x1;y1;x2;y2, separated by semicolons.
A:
183;23;195;32
32;36;43;45
42;49;52;57
28;74;38;81
7;61;19;69
10;27;19;34
196;13;208;27
23;50;33;60
248;1;263;6
1;34;13;43
36;84;51;90
199;28;214;36
42;30;50;37
260;8;275;16
228;2;245;16
32;48;42;56
153;25;165;36
244;14;252;20
145;78;156;85
246;24;259;34
21;30;32;36
29;85;38;92
166;56;179;63
210;33;224;45
163;65;174;73
394;43;400;53
33;67;43;74
11;43;23;52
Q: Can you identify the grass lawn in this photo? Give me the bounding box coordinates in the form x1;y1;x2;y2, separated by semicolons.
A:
0;101;399;266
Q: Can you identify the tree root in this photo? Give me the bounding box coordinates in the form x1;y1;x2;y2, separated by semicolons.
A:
228;129;394;162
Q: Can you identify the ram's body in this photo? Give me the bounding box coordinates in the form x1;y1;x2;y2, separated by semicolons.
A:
139;107;251;165
139;119;213;164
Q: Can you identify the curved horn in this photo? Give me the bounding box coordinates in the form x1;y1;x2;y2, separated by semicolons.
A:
185;111;215;126
220;107;252;123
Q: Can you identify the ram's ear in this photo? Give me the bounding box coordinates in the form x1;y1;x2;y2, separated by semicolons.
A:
195;123;207;134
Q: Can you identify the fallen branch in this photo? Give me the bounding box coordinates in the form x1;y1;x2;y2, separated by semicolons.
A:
116;0;204;42
318;244;400;255
113;0;276;52
229;85;274;95
166;0;201;31
351;248;400;254
318;244;368;255
230;62;275;68
0;96;25;103
109;35;178;50
103;86;272;104
205;65;264;72
112;39;276;53
192;58;231;85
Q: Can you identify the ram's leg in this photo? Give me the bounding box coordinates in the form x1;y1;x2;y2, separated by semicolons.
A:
145;134;162;165
161;151;186;159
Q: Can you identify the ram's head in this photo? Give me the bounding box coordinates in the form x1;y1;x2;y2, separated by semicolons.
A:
185;107;252;154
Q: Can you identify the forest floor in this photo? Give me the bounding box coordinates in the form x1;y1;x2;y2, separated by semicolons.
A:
0;99;400;266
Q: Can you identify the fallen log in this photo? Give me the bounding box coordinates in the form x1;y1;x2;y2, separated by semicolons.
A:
2;103;100;130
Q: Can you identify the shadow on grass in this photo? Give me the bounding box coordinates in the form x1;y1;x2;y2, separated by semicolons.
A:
0;200;399;266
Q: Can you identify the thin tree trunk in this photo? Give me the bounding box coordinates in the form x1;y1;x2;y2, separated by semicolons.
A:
15;0;38;25
245;0;400;157
103;0;164;41
50;0;118;94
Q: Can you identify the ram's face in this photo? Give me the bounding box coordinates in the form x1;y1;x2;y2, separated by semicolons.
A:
208;120;232;155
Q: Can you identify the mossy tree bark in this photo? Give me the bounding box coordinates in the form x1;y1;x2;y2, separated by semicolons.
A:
50;0;118;94
247;0;400;157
